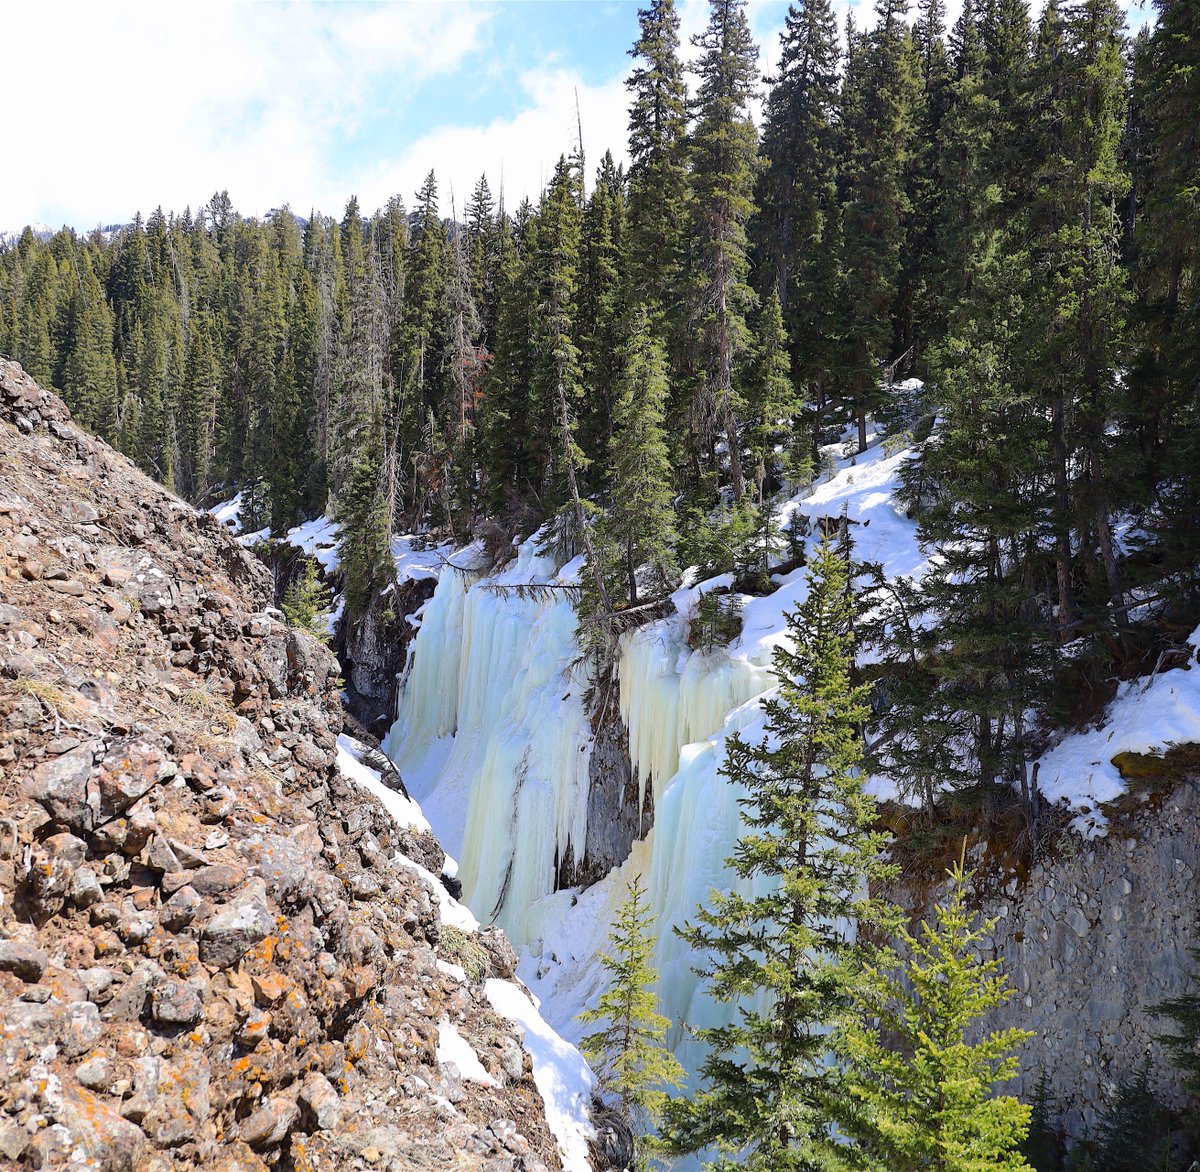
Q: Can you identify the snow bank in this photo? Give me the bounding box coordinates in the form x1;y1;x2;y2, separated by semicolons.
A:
1035;633;1200;837
485;979;595;1171
287;515;341;573
336;732;477;931
436;1020;498;1087
335;733;429;833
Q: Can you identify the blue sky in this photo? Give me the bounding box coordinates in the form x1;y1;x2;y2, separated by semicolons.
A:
2;0;1154;233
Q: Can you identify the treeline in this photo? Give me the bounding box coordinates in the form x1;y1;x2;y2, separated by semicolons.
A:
1;0;1197;789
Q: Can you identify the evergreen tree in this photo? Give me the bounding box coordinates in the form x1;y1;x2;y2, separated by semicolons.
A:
687;0;760;502
601;308;677;607
338;406;392;615
661;534;897;1169
625;0;689;323
478;201;540;514
1025;0;1131;635
578;151;627;480
1126;0;1200;607
743;290;799;579
282;557;333;640
578;874;685;1169
1153;942;1200;1100
835;0;921;451
395;171;449;522
754;0;841;462
831;852;1034;1171
178;312;220;501
1021;1071;1064;1171
1090;1062;1172;1172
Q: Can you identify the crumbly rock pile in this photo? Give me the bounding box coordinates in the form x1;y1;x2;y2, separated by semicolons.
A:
0;360;564;1171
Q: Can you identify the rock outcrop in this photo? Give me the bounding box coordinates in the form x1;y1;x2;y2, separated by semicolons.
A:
894;782;1200;1142
0;361;569;1170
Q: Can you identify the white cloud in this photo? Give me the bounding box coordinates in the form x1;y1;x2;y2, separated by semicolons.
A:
0;0;1154;233
351;67;631;214
0;1;491;229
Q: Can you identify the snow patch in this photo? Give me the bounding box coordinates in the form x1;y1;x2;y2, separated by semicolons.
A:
1034;633;1200;837
336;733;429;833
484;978;595;1170
436;1020;498;1087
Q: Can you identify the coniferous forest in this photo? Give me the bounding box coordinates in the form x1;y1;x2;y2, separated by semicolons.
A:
6;0;1197;787
3;0;1200;1165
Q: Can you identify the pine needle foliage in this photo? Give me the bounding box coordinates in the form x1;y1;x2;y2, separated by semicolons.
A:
661;533;898;1170
579;873;685;1169
831;849;1034;1172
1153;941;1200;1103
282;556;333;641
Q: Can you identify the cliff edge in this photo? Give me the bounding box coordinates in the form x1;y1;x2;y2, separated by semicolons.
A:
0;360;578;1171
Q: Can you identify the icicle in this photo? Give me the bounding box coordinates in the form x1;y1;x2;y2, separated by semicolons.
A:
618;618;774;812
384;535;593;947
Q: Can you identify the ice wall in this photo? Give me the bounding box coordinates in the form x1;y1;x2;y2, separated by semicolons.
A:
618;618;774;810
384;537;593;946
384;436;927;1158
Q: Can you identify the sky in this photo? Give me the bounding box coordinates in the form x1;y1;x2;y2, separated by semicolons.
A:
2;0;1155;234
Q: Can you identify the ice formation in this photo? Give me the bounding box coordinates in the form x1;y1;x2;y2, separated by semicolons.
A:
382;438;931;1073
383;537;594;946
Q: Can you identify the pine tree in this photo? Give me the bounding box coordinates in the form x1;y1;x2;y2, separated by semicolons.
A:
687;0;760;502
873;235;1053;814
1025;0;1131;636
477;201;540;514
835;0;921;451
578;151;627;482
1021;1071;1064;1171
601;308;677;607
1091;1062;1172;1172
661;534;897;1169
1126;0;1200;607
338;406;392;616
282;557;333;640
178;312;220;501
578;874;685;1169
1153;942;1200;1100
625;0;689;322
754;0;841;462
395;171;450;523
743;290;799;579
831;852;1034;1171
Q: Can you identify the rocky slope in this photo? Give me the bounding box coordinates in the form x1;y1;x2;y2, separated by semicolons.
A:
0;360;573;1171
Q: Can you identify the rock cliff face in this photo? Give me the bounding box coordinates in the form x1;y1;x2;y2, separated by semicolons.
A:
896;782;1200;1139
0;361;571;1170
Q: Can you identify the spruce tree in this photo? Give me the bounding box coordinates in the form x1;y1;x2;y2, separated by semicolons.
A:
687;0;760;502
625;0;689;323
578;151;627;482
743;290;799;579
282;557;333;640
601;308;677;607
1025;0;1131;634
578;874;685;1169
754;0;841;462
661;534;897;1169
831;853;1034;1171
477;201;540;515
835;0;921;451
1126;0;1200;607
1152;942;1200;1101
1091;1062;1172;1172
